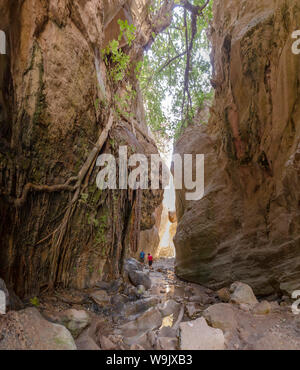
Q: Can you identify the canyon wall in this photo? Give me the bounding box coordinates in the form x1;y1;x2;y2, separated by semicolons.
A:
0;0;163;297
174;0;300;296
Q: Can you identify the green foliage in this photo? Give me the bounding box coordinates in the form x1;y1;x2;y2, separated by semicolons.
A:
88;214;108;245
99;2;213;152
118;19;136;46
102;20;137;84
140;0;213;148
30;296;40;307
101;19;139;119
102;39;131;82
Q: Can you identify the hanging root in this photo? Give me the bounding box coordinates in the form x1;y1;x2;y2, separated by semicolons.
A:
8;110;114;208
49;110;115;287
4;110;115;289
13;177;78;208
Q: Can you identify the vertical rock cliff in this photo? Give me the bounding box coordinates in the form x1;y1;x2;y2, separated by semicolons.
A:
174;0;300;296
0;0;163;297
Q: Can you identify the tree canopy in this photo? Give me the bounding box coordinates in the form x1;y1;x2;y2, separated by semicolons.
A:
140;0;213;151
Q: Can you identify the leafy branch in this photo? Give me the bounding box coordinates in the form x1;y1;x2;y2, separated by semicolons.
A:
141;0;213;146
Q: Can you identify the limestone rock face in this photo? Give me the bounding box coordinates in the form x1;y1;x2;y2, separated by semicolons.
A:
174;0;300;296
0;0;163;298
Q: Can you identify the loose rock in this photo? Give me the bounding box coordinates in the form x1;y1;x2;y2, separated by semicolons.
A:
230;282;258;306
203;303;237;332
58;309;91;338
158;299;181;318
252;301;271;315
90;290;110;306
180;317;225;350
128;270;151;290
120;307;162;337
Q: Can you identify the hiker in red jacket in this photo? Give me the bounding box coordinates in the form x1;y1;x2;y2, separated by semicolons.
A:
147;253;153;269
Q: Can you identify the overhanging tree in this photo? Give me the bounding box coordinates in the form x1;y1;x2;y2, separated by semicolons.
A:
140;0;213;149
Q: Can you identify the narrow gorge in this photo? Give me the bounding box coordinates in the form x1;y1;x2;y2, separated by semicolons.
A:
0;0;299;351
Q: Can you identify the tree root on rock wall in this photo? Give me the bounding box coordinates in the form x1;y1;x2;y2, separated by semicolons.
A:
5;110;115;209
2;110;115;290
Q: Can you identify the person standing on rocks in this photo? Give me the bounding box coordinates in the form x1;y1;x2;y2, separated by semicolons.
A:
147;253;153;270
139;250;145;264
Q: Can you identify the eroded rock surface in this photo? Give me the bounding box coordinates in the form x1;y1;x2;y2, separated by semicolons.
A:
0;0;163;299
180;317;225;350
0;307;76;350
174;0;300;296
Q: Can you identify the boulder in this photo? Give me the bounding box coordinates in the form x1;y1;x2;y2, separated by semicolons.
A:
252;301;271;315
120;307;162;337
110;279;123;293
0;308;76;350
95;281;111;290
57;309;91;338
186;303;202;319
172;305;185;330
230;282;258;306
203;303;237;332
122;297;160;318
128;270;151;290
158;299;181;318
124;258;143;273
90;290;110;306
217;287;231;303
111;294;129;307
123;284;139;298
179;317;225;350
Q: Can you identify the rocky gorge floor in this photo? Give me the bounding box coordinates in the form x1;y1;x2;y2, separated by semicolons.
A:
0;258;300;350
